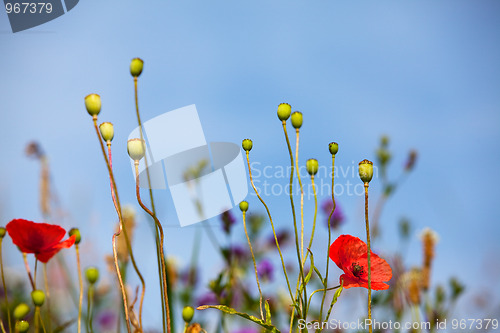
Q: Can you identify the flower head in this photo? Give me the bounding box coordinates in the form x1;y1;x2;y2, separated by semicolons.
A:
6;219;75;263
329;234;392;290
321;199;345;230
257;258;274;281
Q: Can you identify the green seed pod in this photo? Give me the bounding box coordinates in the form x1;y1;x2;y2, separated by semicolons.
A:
291;111;303;129
182;306;195;323
306;159;319;176
0;227;6;238
68;228;81;245
242;139;253;152
328;142;339;155
277;103;291;121
85;94;101;117
85;267;100;285
15;320;30;333
13;303;30;320
99;122;114;142
31;290;45;307
358;159;374;183
127;138;146;161
130;58;144;77
239;201;249;212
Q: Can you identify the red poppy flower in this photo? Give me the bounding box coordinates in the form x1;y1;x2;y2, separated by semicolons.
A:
6;219;75;263
329;234;392;290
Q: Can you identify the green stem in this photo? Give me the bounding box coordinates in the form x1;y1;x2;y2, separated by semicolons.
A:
365;183;372;333
87;285;94;333
133;77;168;333
0;240;12;333
294;129;305;260
242;210;264;320
281;121;307;326
319;155;335;321
245;151;295;308
75;245;83;333
43;264;52;333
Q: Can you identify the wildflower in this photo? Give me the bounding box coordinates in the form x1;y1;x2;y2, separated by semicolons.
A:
220;210;236;234
257;258;274;281
196;292;218;307
6;219;75;263
321;199;345;230
420;227;438;291
329;234;392;290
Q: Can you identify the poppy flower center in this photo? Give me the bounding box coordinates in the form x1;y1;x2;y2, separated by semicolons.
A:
351;262;365;277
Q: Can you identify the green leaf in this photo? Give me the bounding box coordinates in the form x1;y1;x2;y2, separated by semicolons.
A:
197;305;280;333
331;282;343;305
265;300;272;325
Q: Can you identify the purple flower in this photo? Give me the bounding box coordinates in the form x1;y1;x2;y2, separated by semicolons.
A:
97;309;116;331
266;230;290;247
234;329;259;333
197;292;218;307
221;210;236;234
257;258;274;281
321;199;345;230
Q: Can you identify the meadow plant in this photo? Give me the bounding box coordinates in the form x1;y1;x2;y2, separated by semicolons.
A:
0;58;474;333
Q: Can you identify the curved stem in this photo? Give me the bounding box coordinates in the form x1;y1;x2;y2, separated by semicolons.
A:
134;162;171;333
364;183;372;333
307;285;340;310
112;227;131;333
304;175;317;264
242;210;264;320
133;78;167;332
75;245;83;333
0;240;12;333
319;155;335;321
245;152;295;306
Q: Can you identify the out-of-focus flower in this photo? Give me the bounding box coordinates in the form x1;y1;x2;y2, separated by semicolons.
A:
257;259;274;281
97;309;116;331
420;228;439;291
234;329;259;333
266;230;290;248
220;210;236;234
321;200;345;230
329;234;392;290
197;292;218;307
116;206;136;263
405;150;418;171
6;219;75;263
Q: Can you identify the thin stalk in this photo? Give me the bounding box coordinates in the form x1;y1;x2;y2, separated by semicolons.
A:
365;183;372;333
319;155;335;321
134;162;171;333
294;129;305;259
43;264;52;333
34;307;40;333
133;77;167;332
75;245;83;333
242;210;264;320
107;142;145;328
0;240;12;333
281;121;307;326
245;152;295;307
22;253;35;290
34;259;38;289
307;285;340;310
304;175;318;263
92;118;137;333
112;224;132;333
87;285;95;333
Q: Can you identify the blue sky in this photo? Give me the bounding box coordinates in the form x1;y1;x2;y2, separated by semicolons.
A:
1;0;500;329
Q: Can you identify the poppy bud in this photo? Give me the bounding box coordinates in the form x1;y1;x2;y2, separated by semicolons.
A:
306;159;319;176
0;227;5;238
242;139;253;152
85;94;101;117
99;122;114;142
239;201;249;212
328;142;338;155
13;303;30;320
291;111;303;129
277;103;291;121
68;228;81;245
358;159;373;183
31;290;45;307
127;138;146;161
15;320;29;333
85;267;100;285
130;58;144;77
182;306;195;323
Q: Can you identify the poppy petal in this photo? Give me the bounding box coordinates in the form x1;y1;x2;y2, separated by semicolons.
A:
329;234;367;270
6;219;66;254
358;253;393;281
36;235;76;263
